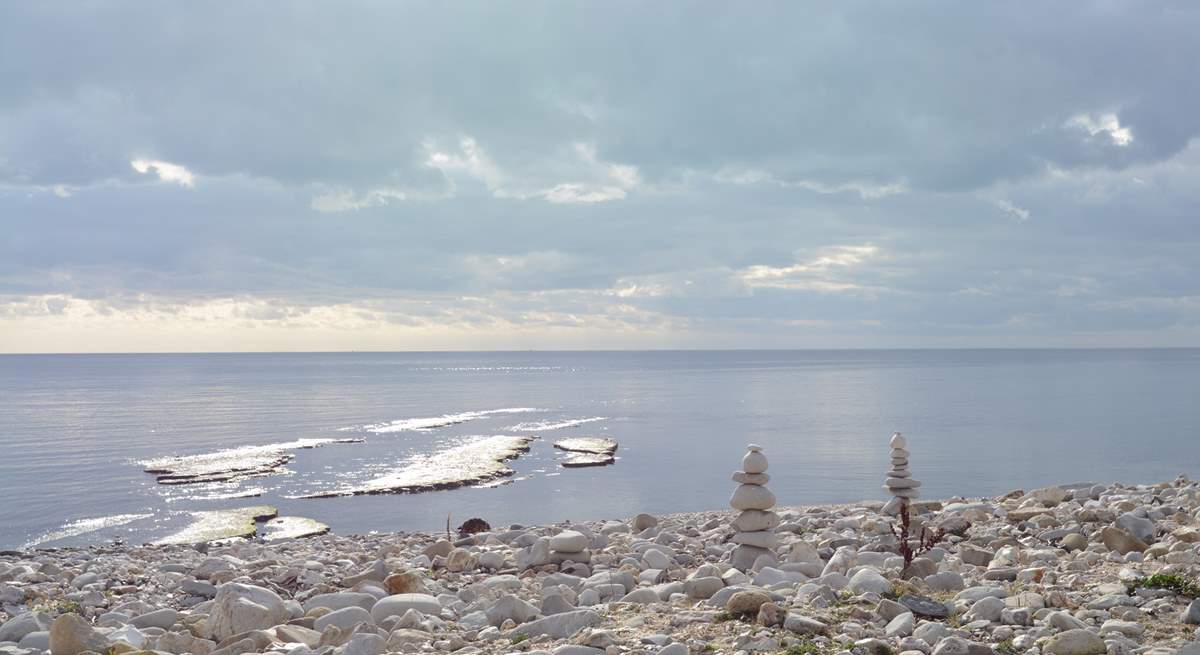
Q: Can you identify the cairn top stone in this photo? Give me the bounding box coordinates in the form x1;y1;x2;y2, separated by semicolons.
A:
890;432;907;449
742;450;768;474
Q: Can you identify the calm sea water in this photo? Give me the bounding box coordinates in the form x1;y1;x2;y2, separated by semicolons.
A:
1;349;1198;550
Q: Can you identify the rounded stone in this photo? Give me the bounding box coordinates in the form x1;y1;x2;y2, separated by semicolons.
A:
550;530;589;553
725;590;771;616
385;571;428;595
746;443;764;452
732;471;770;485
733;509;780;532
315;606;373;633
632;513;658;532
890;433;907;449
733;530;778;549
886;478;921;489
731;484;776;510
1042;629;1106;655
370;594;442;623
742;450;769;474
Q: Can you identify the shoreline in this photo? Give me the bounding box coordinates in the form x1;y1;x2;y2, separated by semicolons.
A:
2;477;1199;655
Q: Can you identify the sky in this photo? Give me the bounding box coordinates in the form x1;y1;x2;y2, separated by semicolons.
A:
2;2;1199;353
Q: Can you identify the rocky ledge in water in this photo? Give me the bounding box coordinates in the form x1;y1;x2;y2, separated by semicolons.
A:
3;476;1200;655
554;438;619;468
141;438;365;485
154;506;281;545
300;435;536;498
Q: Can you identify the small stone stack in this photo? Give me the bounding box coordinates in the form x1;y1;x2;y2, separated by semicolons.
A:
883;432;921;514
548;529;591;564
729;444;778;571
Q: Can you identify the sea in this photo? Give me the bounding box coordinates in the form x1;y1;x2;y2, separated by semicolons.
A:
1;349;1198;550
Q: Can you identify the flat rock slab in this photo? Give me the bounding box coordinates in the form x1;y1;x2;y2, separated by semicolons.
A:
561;453;616;468
553;437;618;455
155;505;277;545
510;609;602;639
262;516;330;541
142;438;362;485
899;593;950;619
302;435;535;497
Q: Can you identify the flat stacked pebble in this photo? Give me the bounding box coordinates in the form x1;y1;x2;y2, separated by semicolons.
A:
883;432;921;514
729;444;778;571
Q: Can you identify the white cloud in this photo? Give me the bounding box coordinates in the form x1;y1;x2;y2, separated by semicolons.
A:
422;137;640;205
541;183;628;204
739;244;881;292
714;167;906;199
1066;112;1133;147
423;136;506;193
130;158;196;187
310;187;408;212
993;198;1031;222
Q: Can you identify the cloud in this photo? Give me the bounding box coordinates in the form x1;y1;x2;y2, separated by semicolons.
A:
714;167;906;200
1066;112;1134;147
2;3;1200;350
130;158;195;187
993;198;1031;222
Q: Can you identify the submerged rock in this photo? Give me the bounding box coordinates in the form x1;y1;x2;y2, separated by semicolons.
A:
155;505;278;544
302;435;535;497
261;515;330;541
141;438;362;484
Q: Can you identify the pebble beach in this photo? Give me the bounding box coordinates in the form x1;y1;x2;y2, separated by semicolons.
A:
3;446;1200;655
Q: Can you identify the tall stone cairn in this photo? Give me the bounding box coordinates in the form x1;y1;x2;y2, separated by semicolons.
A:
883;432;921;514
729;444;778;571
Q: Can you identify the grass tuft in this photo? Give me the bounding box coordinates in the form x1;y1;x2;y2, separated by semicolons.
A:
1128;572;1200;598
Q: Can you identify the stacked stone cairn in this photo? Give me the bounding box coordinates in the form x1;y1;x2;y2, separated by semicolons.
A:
729;444;778;571
882;431;921;515
547;529;591;564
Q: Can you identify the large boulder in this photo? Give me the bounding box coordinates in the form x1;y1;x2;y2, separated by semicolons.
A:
48;614;108;655
207;582;290;641
1099;526;1147;554
1042;629;1106;655
1115;512;1156;543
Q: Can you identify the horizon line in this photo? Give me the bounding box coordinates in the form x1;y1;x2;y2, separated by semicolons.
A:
2;345;1198;356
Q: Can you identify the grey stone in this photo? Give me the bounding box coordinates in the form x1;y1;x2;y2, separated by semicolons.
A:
783;612;828;635
1042;629;1106;655
509;609;602;639
899;594;949;619
315;605;373;632
370;593;441;623
1183;599;1200;625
